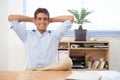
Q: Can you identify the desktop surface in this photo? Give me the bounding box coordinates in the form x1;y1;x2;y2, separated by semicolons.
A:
0;71;72;80
0;70;120;80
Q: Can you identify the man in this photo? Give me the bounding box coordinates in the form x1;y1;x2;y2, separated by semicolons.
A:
8;7;74;71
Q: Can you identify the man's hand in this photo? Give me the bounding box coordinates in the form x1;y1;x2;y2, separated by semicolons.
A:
8;14;34;22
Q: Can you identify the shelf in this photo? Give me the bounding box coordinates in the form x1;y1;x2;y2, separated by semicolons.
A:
69;48;108;50
72;68;107;71
58;48;68;50
58;41;109;70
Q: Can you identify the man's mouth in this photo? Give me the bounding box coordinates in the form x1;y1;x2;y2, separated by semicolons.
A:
39;24;44;27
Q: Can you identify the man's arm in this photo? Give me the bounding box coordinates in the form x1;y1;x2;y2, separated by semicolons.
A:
49;15;74;23
8;14;34;22
8;14;74;23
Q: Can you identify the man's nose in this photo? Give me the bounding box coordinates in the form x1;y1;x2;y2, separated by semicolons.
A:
41;19;44;23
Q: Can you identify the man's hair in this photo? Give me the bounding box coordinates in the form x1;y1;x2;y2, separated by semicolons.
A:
34;8;50;19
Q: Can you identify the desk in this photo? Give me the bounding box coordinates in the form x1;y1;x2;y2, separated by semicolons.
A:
0;70;120;80
0;71;72;80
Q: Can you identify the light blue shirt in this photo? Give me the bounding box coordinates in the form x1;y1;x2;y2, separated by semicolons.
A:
10;20;72;69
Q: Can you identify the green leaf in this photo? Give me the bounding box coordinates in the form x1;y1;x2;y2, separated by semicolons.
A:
67;8;93;26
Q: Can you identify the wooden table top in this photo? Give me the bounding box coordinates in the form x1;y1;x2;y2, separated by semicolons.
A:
0;71;72;80
1;70;119;80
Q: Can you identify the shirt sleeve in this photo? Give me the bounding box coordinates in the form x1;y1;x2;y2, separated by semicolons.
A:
55;20;72;41
10;20;27;42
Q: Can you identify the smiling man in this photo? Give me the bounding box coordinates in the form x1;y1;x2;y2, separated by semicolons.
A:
8;7;74;71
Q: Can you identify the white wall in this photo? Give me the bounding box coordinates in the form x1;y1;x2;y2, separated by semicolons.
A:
0;0;9;70
0;0;120;71
8;0;26;70
109;37;120;70
0;0;26;70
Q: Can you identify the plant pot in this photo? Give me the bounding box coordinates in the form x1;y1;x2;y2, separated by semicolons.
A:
74;29;87;41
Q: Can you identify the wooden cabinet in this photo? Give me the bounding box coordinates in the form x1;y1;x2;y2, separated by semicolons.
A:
58;41;109;70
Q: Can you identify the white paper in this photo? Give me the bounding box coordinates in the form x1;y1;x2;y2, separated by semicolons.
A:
96;70;120;80
66;71;102;80
66;71;120;80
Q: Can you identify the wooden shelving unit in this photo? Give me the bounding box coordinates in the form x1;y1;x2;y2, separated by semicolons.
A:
58;41;109;70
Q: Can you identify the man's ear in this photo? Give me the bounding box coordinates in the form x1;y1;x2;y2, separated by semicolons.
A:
48;20;51;23
33;19;37;25
49;18;52;23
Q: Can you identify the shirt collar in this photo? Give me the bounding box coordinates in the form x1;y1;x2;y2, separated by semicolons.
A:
36;30;51;37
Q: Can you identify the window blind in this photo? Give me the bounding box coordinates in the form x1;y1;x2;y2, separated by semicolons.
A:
23;0;120;36
24;0;120;31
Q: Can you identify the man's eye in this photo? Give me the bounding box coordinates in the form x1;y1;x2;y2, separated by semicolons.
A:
37;18;48;20
44;18;48;20
38;18;42;20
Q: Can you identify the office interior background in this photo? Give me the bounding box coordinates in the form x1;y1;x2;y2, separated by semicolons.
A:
0;0;120;71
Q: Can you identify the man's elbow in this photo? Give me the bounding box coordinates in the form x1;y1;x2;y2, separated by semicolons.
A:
70;16;74;23
8;15;14;22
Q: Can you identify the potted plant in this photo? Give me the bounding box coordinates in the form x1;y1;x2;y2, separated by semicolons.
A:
67;8;93;41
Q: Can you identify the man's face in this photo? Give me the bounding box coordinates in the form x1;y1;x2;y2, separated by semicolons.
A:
34;13;49;33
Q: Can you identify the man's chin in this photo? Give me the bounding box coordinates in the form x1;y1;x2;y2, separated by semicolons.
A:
37;29;46;32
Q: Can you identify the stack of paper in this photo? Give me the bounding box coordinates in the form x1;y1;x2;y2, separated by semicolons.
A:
58;50;68;61
96;70;120;80
66;71;102;80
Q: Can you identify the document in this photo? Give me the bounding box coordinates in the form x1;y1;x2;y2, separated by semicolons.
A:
66;71;102;80
96;70;120;80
